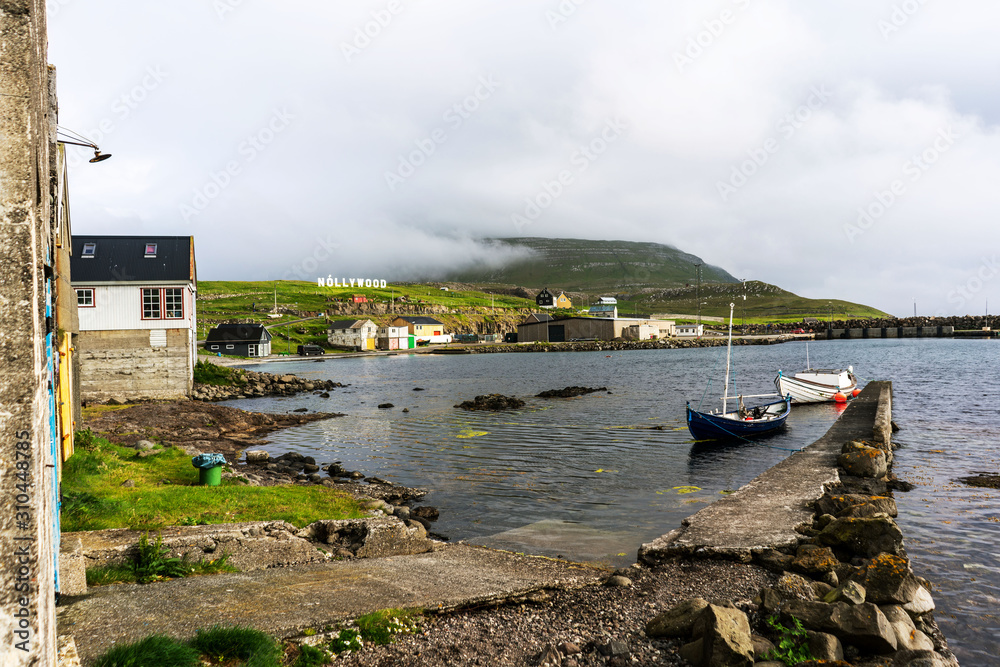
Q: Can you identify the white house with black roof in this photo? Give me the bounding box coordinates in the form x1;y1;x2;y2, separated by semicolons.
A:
205;323;272;357
70;235;197;401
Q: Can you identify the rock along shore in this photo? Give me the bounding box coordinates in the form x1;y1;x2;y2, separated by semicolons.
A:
467;335;796;354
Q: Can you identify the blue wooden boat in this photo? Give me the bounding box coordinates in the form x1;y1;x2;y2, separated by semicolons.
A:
686;396;791;440
686;302;791;441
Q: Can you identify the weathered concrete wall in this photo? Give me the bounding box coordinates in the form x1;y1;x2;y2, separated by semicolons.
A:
64;517;434;575
0;0;58;663
77;328;193;402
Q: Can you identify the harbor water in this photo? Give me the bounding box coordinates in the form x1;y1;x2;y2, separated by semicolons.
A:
230;338;999;664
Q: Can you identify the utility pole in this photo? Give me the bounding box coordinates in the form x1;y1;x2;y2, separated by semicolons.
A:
695;263;703;330
741;279;747;335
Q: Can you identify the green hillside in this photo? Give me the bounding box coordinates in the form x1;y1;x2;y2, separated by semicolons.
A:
441;237;737;291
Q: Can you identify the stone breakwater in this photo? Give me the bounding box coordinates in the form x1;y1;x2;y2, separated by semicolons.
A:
638;384;957;667
193;369;344;401
470;336;795;354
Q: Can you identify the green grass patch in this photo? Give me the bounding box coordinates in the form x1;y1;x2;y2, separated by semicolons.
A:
61;433;365;532
356;608;420;646
293;643;333;666
188;626;282;667
92;635;201;667
193;360;248;386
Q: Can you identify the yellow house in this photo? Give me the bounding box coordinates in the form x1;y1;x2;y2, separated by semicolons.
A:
555;292;572;309
392;316;445;338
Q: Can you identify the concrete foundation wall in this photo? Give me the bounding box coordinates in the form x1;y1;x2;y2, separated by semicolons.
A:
0;0;59;662
78;328;193;402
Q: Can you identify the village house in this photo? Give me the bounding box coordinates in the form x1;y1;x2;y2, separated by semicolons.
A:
555;292;572;309
377;325;412;350
392;316;451;344
205;323;272;357
328;318;378;350
675;324;704;337
535;288;555;308
588;303;618;318
71;235;198;402
518;315;675;343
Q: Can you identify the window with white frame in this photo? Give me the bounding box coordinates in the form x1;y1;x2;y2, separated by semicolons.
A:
81;242;96;257
144;243;157;257
142;287;185;320
76;288;94;307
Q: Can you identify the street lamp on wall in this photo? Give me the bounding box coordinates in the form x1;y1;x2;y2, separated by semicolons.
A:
56;127;112;163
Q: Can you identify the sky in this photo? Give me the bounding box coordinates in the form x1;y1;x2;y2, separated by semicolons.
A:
48;1;1000;317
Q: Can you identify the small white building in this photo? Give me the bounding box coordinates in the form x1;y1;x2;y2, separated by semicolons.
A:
71;235;197;401
675;324;704;337
597;296;617;305
377;325;411;351
328;319;377;350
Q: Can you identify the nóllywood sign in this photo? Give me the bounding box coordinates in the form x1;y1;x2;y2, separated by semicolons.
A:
318;277;387;288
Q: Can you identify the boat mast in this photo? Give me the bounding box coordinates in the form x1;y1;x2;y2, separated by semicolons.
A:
723;302;734;414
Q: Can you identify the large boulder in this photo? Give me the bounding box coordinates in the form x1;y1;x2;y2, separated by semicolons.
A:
823;580;866;606
685;604;754;667
791;545;839;575
817;516;904;558
854;554;922;605
780;600;897;654
881;605;935;652
806;630;844;662
645;598;709;638
838;443;888;478
817;493;898;518
776;572;818;601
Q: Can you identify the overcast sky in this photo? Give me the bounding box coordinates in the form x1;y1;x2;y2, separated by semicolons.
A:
49;1;1000;317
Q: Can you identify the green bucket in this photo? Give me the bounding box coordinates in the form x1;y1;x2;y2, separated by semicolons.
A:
199;465;222;486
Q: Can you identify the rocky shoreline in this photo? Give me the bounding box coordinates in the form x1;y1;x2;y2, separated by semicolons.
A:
193;368;345;402
468;336;796;354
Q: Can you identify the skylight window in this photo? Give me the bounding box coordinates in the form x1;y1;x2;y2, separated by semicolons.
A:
144;243;157;257
81;242;96;257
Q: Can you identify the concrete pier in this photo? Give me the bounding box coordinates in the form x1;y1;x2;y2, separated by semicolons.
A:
638;381;890;564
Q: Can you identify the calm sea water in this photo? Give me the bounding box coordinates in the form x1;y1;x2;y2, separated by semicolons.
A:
230;339;999;664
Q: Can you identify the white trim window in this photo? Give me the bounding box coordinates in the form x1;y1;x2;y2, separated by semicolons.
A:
76;288;95;307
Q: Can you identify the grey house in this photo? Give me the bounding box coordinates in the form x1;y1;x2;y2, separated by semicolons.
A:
205;323;272;357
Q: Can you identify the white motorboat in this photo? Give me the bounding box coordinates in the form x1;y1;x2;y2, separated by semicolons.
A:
775;366;859;403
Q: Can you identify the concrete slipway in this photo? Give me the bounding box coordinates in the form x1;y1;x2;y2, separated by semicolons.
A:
58;383;889;664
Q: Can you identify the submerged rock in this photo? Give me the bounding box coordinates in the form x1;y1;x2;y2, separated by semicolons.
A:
536;386;608;398
454;394;525;411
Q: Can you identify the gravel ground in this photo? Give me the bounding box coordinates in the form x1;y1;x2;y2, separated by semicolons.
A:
332;558;778;666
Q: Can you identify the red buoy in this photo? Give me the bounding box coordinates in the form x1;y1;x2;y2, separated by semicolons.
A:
851;388;861;397
834;392;847;403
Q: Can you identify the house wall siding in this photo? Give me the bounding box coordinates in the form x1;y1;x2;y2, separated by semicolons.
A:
77;284;195;331
77;328;193;401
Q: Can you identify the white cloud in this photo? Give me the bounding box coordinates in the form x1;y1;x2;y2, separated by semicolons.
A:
49;1;1000;316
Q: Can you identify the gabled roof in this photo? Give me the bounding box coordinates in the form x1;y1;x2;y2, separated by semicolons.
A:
395;316;443;325
205;323;272;343
329;319;375;330
71;235;196;284
523;313;554;324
